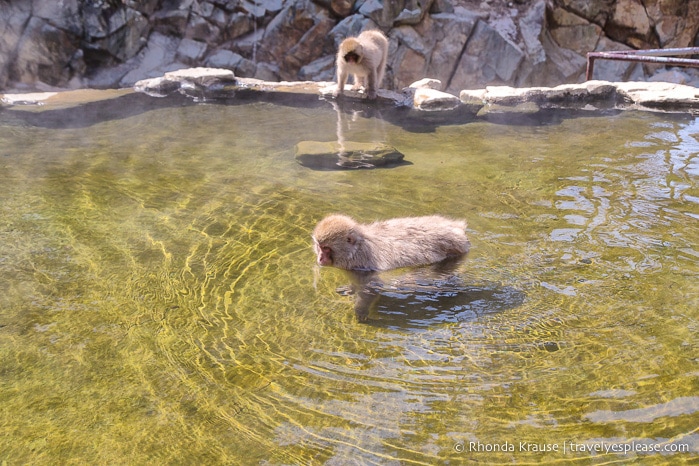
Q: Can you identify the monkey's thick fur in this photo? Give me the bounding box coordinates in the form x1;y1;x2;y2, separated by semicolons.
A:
313;214;470;271
336;30;388;99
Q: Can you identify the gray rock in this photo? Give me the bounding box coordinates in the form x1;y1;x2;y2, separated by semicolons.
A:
83;5;149;63
119;32;181;86
284;16;335;77
241;0;267;18
152;8;190;36
12;17;82;87
204;49;242;68
409;78;442;90
0;2;32;89
205;50;257;77
3;0;697;95
177;38;208;64
520;0;546;66
295;141;406;170
298;55;335;81
394;0;435;26
134;67;236;97
650;69;691;85
451;20;525;90
427;13;479;93
413;87;461;111
330;15;373;49
33;0;82;36
254;62;281;81
313;0;357;17
251;0;331;79
87;61;134;89
557;0;615;27
187;14;221;43
228;12;255;40
358;0;384;26
430;0;454;14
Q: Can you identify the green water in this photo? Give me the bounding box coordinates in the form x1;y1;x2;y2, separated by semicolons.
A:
0;92;697;464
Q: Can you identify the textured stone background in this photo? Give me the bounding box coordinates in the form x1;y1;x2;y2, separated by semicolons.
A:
1;0;697;92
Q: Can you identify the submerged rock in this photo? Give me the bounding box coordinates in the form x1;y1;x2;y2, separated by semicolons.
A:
295;140;406;170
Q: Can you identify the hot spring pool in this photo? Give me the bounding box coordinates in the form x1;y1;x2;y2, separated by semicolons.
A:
0;90;697;464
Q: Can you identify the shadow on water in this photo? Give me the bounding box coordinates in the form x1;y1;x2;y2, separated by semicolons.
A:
0;91;196;129
2;86;669;134
0;88;466;132
363;282;526;330
340;258;526;330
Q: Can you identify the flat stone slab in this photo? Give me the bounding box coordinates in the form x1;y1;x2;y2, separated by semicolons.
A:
295;141;406;170
134;67;237;97
461;80;699;113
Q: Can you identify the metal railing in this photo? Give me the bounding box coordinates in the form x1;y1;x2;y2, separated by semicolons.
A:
586;47;699;80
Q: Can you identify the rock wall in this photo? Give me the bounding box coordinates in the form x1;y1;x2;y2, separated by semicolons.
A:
1;0;698;92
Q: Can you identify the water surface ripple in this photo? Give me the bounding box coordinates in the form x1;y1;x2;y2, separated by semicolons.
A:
0;98;697;464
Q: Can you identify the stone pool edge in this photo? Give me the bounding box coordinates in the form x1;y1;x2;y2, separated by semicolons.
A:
2;66;699;116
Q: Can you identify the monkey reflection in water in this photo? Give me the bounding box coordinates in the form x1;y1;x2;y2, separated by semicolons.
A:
312;214;470;321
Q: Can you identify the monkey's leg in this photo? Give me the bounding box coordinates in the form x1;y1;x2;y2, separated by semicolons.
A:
351;74;365;91
366;69;378;99
377;56;387;88
336;70;348;96
354;287;379;322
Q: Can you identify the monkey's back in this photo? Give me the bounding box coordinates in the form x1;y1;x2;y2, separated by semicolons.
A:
357;30;388;51
363;215;469;270
352;30;388;76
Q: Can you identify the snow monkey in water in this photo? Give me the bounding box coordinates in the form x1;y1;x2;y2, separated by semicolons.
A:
312;214;470;272
312;214;470;321
335;30;389;100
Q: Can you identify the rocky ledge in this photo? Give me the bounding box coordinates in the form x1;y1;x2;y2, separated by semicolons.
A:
3;67;698;116
136;67;699;115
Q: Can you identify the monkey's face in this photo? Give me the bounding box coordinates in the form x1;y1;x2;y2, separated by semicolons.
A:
313;237;334;266
343;51;360;64
312;215;361;270
340;38;363;65
313;234;359;269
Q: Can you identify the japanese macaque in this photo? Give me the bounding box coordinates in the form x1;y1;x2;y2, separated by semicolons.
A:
312;214;470;272
335;30;389;99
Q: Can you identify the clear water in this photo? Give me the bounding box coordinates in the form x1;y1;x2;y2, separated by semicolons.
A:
0;91;697;464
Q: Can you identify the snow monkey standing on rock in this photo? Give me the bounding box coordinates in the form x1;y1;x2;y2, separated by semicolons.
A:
335;30;389;99
312;214;470;272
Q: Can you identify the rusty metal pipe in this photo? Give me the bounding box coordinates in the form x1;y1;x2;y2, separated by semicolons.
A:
599;47;699;57
586;48;699;80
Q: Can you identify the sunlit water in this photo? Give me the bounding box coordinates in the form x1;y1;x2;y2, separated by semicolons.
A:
0;91;697;464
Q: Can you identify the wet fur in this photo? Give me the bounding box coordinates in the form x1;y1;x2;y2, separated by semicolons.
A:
313;214;470;272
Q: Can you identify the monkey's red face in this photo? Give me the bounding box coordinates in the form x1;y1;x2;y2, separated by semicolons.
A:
343;51;360;64
313;238;333;266
318;245;333;266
